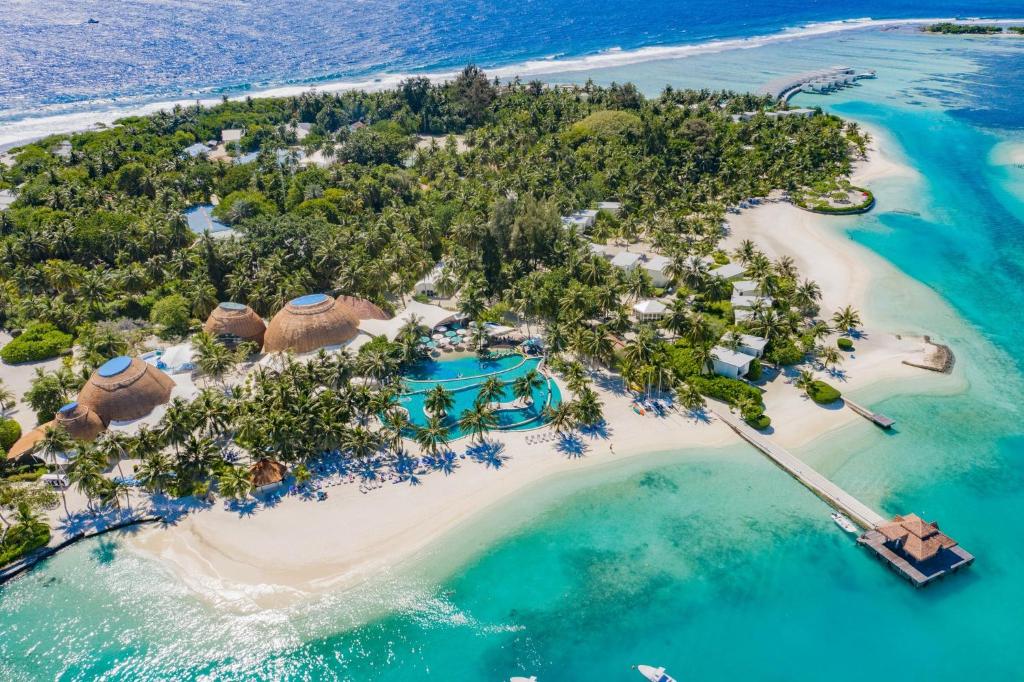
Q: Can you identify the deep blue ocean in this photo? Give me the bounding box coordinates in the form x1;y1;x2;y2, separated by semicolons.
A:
0;1;1021;128
3;5;1024;681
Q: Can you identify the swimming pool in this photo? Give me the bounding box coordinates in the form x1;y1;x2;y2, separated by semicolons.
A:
398;354;561;440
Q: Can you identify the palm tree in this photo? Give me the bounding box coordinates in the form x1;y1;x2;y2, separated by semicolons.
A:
818;346;842;370
459;403;497;444
573;386;604;427
192;331;238;387
94;432;132;510
832;305;862;336
136;451;175;495
66;446;107;513
217;465;252;501
794;370;816;396
342;426;382;460
0;379;15;413
477;376;506;407
512;369;544;405
39;425;75;517
424;385;455;418
415;415;450;456
382;408;411;457
793;279;822;316
677;381;706;413
543;401;577;435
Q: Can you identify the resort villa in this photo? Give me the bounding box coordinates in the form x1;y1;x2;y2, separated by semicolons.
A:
710;333;767;379
641;254;673;288
732;280;761;297
858;514;975;587
561;209;599;232
711;346;755;379
609;251;642;273
711;262;746;281
203;302;267;349
633;299;667;323
250;459;288;492
414;263;446;297
596;201;622;214
730;293;773;310
221;128;244;144
183;142;209;158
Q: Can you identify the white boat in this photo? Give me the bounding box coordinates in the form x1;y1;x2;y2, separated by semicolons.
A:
831;511;858;533
636;664;677;682
509;677;537;682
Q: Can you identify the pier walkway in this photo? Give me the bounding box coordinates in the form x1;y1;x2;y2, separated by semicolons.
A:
844;398;895;429
710;404;885;529
761;66;876;102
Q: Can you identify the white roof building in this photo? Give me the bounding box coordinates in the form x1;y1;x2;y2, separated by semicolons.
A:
597;201;622;214
221;128;244;143
641;254;673;287
732;280;761;296
414;262;446;296
632;299;667;321
722;333;768;358
54;140;72;159
711;346;756;379
588;243;611;258
734;308;755;323
711;262;746;281
561;209;599;231
610;252;643;271
183;142;209;158
359;300;458;341
293;122;313;140
731;294;773;310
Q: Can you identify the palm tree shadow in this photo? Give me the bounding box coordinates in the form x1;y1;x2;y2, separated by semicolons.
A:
593;371;629;396
465;440;508;469
687;407;713;424
89;537;119;564
227;499;259;517
827;368;849;382
579;421;611;440
556;433;588;458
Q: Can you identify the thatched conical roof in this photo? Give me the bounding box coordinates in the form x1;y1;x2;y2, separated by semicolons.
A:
336;295;391;321
250;458;288;488
5;424;49;462
264;293;359;354
203;302;267;348
54;401;107;440
77;356;175;423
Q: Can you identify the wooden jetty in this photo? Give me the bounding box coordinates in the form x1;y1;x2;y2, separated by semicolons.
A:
712;404;884;529
844;398;895;429
761;66;876;102
710;404;973;587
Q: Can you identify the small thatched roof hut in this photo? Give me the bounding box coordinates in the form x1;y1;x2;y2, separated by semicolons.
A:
77;356;175;423
336;295;391;321
249;458;288;489
263;294;359;354
203;302;267;348
54;401;106;440
5;425;48;463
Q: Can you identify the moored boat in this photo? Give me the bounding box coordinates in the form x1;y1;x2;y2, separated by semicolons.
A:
831;511;858;533
636;664;677;682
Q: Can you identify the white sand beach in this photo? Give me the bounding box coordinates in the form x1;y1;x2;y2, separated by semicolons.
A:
127;130;960;608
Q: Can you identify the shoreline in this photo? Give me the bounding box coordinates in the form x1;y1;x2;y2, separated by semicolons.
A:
122;123;961;610
5;15;1024;150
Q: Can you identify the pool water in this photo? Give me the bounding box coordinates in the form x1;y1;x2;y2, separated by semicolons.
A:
399;354;561;439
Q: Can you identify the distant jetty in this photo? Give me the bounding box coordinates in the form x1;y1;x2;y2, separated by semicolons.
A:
761;66;877;102
902;336;956;374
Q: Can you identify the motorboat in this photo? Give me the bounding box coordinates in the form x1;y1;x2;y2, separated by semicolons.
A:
831;511;858;533
636;664;677;682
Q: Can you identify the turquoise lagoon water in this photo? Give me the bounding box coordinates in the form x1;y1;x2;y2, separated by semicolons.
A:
399;354;560;438
5;26;1024;681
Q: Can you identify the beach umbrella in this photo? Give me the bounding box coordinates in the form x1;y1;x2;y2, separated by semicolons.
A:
445;330;458;337
456;329;469;336
436;325;448;332
432;333;443;340
419;336;431;343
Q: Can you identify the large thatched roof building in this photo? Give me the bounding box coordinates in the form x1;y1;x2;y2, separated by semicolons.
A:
54;401;106;440
336;295;391;321
77;356;175;423
263;293;359;354
203;302;267;348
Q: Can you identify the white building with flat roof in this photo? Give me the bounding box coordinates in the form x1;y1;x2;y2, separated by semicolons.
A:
731;294;773;310
711;346;756;379
561;209;599;232
732;280;761;297
711;262;746;281
642;254;673;288
610;251;643;272
597;201;622;214
723;333;768;358
221;128;244;143
633;299;667;322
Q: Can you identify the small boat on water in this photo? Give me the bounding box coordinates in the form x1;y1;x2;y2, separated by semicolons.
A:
636;664;677;682
509;677;537;682
831;511;858;533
